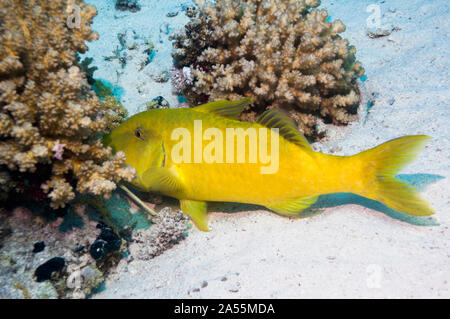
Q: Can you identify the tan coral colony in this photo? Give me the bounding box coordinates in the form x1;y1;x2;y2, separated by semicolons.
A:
0;0;135;208
171;0;365;136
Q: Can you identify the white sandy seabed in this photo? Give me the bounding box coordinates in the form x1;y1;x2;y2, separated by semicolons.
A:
86;0;450;298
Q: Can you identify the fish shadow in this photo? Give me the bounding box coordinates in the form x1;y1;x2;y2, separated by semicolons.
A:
209;201;264;214
314;173;444;226
211;174;444;227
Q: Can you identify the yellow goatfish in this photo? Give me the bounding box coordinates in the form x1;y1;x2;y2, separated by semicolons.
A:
103;98;435;231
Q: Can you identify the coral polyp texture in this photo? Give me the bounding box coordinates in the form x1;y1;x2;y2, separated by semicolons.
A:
129;207;189;260
0;0;135;208
171;0;365;136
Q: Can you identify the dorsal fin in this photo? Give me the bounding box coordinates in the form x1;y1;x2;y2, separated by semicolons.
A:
256;109;312;150
193;97;251;120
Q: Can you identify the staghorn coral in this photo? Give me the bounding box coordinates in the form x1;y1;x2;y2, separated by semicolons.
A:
0;0;135;208
171;0;365;137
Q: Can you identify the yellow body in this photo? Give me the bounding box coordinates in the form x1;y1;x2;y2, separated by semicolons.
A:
104;98;435;231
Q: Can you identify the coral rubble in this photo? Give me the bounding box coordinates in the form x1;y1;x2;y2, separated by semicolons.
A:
0;191;164;298
171;0;365;137
0;207;105;299
129;207;189;260
0;0;135;208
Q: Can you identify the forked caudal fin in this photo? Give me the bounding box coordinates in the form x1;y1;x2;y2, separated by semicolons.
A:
356;135;435;216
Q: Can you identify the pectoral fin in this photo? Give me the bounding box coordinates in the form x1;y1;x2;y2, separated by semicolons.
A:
266;195;319;216
180;199;210;232
141;167;184;194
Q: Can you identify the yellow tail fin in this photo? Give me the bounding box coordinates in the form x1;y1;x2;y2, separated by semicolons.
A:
358;135;435;216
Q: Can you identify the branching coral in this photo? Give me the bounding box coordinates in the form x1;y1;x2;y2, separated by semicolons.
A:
171;0;365;137
0;0;135;208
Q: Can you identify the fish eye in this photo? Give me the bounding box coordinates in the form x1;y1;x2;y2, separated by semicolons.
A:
134;128;145;140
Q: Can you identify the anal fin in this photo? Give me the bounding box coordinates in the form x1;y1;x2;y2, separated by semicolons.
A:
180;199;210;232
266;195;319;216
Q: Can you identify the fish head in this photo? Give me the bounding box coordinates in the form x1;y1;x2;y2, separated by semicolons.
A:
102;111;165;190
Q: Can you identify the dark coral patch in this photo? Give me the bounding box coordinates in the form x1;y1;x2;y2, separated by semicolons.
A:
32;241;45;253
35;257;65;282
